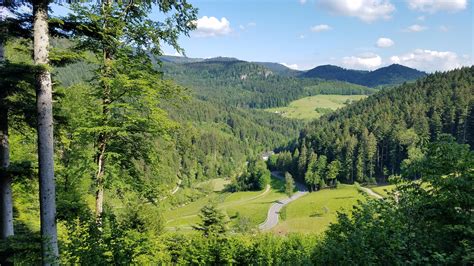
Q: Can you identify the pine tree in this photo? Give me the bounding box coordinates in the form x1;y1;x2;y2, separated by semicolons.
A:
65;1;197;222
366;132;377;181
326;160;341;187
304;152;317;191
194;201;228;237
285;172;295;197
297;143;308;179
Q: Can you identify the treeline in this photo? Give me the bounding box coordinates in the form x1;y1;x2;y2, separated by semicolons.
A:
272;67;474;186
162;60;375;109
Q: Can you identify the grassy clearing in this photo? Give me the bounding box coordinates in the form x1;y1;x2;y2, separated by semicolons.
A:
195;178;231;192
272;185;365;235
266;94;367;120
164;177;287;231
371;184;396;198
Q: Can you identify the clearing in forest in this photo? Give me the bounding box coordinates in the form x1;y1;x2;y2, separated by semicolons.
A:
266;94;367;120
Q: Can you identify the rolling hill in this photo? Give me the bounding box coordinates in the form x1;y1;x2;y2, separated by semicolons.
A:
301;64;427;87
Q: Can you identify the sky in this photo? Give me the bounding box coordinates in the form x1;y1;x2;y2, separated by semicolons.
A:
49;0;473;72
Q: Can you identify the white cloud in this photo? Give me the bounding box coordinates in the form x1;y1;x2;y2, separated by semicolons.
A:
318;0;395;22
390;49;470;72
300;0;308;4
299;34;306;39
193;16;232;37
311;24;332;32
376;37;394;48
239;22;256;31
342;53;382;69
281;63;299;70
407;0;467;13
439;25;449;32
404;24;428;32
417;15;426;21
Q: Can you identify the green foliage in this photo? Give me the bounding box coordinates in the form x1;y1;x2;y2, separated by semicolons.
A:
284;172;295;197
194;201;228;237
290;67;474;184
163;233;318;265
228;159;271;192
313;137;474;264
162;59;375;109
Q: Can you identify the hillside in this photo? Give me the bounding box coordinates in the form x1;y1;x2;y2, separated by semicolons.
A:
301;64;427;87
273;67;473;185
161;59;375;108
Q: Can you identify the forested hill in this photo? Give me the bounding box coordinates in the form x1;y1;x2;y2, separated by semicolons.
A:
40;40;302;191
161;59;375;108
282;67;473;184
301;64;427;87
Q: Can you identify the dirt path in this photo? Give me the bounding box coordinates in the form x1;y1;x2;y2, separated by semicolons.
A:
360;186;383;199
171;179;182;195
258;172;308;231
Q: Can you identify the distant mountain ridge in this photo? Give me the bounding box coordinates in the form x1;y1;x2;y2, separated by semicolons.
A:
160;55;427;87
301;64;427;87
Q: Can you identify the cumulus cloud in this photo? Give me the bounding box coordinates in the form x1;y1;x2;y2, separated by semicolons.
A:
193;16;232;37
390;49;471;72
318;0;395;22
404;24;428;32
376;37;394;48
300;0;308;4
439;25;449;32
281;63;299;70
342;53;382;69
407;0;467;13
311;24;332;32
299;34;306;39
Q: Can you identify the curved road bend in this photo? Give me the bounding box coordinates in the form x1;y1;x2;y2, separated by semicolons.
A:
259;172;308;231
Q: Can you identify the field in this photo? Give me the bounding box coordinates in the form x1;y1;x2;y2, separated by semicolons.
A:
266;94;367;120
371;184;396;198
164;177;287;231
272;185;365;235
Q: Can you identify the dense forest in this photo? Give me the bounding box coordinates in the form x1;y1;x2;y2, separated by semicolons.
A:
161;58;375;108
272;67;474;187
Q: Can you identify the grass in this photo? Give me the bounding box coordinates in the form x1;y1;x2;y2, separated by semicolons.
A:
164;177;287;231
266;94;367;120
272;185;365;235
371;184;397;198
195;178;231;192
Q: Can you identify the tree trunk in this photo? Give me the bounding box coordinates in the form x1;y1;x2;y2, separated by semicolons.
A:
33;1;59;264
95;0;112;223
0;107;14;265
95;132;106;222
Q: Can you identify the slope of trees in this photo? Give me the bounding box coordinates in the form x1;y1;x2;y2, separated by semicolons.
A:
279;67;473;187
161;60;375;109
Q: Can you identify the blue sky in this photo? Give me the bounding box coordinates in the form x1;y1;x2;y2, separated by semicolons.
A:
52;0;473;72
161;0;473;72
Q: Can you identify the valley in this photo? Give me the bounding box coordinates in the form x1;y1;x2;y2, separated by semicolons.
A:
265;94;367;120
2;1;472;264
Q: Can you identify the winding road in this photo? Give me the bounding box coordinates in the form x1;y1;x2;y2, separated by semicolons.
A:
259;172;308;231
